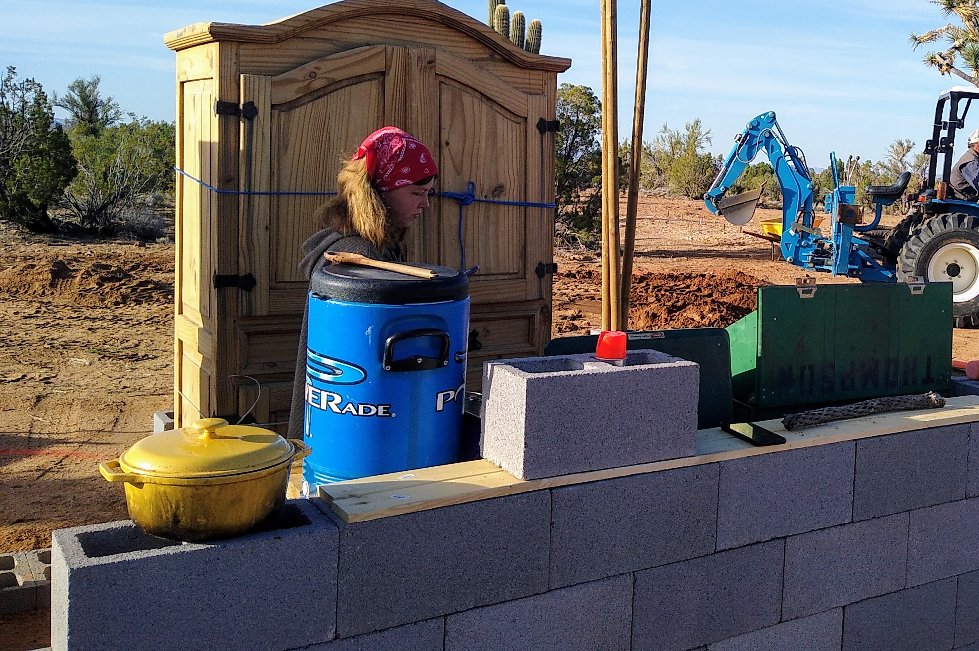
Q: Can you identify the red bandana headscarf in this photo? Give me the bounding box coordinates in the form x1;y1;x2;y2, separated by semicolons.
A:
353;126;438;192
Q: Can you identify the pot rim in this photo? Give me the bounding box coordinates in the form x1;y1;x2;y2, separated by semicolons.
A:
101;439;309;486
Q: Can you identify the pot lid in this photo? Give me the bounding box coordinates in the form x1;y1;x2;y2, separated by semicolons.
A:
119;418;294;479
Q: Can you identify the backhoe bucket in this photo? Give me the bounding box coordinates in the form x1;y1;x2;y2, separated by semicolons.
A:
717;187;764;226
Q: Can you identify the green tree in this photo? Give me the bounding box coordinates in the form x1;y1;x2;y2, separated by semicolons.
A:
651;119;718;198
555;83;603;241
731;162;779;204
0;67;76;232
910;1;979;85
54;76;122;137
62;118;175;233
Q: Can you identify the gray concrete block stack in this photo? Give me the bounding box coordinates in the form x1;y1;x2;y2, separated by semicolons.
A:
0;548;51;615
50;419;979;650
327;492;550;637
52;500;339;651
480;351;699;479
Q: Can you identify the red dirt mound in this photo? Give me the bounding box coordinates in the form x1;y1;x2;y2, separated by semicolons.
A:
553;266;767;334
0;251;172;306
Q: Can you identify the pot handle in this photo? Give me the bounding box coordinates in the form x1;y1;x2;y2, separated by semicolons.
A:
290;439;312;461
99;460;144;484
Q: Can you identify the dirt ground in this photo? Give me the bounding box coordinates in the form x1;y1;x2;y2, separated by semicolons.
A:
2;196;979;649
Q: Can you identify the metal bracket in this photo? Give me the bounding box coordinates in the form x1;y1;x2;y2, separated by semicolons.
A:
536;118;560;134
907;276;926;295
795;276;817;299
535;262;558;279
722;422;786;446
213;272;257;292
792;222;821;236
214;100;258;120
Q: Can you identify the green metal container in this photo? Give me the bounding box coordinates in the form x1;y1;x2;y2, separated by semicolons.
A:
727;282;952;409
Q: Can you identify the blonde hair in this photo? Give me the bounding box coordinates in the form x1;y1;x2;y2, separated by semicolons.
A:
314;157;391;249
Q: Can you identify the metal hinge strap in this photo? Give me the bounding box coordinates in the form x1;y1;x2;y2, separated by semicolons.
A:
214;100;258;120
536;262;558;279
213;273;257;292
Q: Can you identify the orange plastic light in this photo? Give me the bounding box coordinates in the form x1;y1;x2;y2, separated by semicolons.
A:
595;330;627;361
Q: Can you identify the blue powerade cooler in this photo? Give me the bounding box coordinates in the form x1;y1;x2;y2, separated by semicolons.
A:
302;260;470;489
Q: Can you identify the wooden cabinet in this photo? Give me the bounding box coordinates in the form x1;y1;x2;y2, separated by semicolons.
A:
165;0;570;430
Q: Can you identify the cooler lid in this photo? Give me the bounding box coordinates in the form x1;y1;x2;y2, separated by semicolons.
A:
310;262;469;304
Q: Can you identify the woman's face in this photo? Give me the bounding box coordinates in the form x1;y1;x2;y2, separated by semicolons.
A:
382;179;435;228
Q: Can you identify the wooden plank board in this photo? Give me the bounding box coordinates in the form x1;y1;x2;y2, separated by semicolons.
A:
319;395;979;523
321;459;499;502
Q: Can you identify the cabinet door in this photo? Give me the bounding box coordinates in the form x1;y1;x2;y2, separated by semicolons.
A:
240;46;387;320
433;51;553;386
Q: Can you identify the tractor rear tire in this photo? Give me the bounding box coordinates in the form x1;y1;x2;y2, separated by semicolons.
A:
881;210;923;261
896;212;979;328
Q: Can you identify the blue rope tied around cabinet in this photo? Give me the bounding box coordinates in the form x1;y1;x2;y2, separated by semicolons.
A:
174;169;556;270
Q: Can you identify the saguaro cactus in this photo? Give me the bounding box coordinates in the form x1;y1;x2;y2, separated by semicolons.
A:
488;0;502;26
526;19;542;54
510;11;526;49
494;4;510;39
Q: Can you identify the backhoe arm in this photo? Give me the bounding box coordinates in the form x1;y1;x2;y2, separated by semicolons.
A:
704;111;815;234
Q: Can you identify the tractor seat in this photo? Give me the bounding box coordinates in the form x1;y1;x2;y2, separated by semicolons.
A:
866;171;912;205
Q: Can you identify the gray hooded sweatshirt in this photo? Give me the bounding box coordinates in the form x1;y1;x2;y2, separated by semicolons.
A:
286;227;405;440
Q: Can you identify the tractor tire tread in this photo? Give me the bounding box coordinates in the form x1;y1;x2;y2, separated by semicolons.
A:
896;212;979;328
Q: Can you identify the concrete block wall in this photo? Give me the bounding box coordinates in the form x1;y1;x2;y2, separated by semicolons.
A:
53;421;979;650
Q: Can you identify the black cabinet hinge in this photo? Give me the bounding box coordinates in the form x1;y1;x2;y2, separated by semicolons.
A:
213;272;257;292
214;100;258;120
536;118;560;134
535;262;558;279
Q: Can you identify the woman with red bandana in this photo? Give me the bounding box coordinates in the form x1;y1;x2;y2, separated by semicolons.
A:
288;127;439;440
298;126;439;271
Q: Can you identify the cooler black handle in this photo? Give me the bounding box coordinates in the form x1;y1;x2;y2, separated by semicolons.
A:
382;329;450;372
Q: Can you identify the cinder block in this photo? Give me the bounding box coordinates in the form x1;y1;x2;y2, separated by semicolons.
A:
716;442;855;550
957;570;979;647
0;549;50;616
632;540;784;650
52;500;339;651
335;490;550;638
782;513;908;619
292;619;444;651
842;578;956;651
481;351;698;479
853;425;969;520
549;464;718;588
152;410;174;432
707;608;843;651
908;497;979;586
444;575;633;651
26;548;51;610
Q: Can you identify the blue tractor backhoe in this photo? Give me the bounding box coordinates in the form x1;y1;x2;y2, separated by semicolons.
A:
706;92;979;327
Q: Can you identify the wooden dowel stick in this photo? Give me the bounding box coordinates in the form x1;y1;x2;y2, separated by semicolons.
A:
619;0;652;329
323;251;438;279
601;0;621;331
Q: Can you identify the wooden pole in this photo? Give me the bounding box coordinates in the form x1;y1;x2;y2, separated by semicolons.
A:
600;0;621;331
619;0;652;329
599;0;610;330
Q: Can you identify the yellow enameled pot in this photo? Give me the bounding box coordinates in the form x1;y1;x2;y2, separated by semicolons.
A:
99;417;310;542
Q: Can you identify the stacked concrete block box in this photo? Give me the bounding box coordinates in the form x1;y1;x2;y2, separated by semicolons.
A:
52;499;339;651
481;351;699;479
0;548;51;615
51;420;979;650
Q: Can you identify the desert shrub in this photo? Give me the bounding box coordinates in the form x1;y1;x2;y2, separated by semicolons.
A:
62;118;175;234
0;67;77;232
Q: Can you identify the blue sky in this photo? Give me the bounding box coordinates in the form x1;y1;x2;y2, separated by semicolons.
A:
0;0;961;170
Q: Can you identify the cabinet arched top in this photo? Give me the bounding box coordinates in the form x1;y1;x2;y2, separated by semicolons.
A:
165;0;572;74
